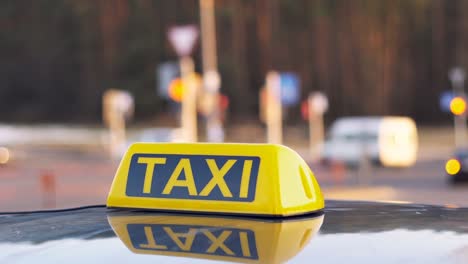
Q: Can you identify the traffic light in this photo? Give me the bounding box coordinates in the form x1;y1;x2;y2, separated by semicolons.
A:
301;100;309;121
450;97;466;116
168;78;185;103
219;94;229;111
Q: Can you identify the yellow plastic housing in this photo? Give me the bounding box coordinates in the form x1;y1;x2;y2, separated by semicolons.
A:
108;213;323;263
107;143;324;217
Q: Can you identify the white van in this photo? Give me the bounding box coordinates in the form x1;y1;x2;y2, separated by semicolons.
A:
322;116;418;167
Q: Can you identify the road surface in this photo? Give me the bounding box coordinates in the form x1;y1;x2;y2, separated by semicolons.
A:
316;159;468;207
0;146;467;212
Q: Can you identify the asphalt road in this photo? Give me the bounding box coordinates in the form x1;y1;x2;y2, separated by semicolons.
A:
1;146;467;212
316;159;468;207
0;146;117;212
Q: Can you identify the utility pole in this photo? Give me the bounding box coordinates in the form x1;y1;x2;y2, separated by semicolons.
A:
265;71;282;144
200;0;224;142
307;92;328;161
168;25;199;142
180;56;198;142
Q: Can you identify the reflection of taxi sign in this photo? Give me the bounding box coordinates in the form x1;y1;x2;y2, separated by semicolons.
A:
129;223;258;259
108;213;323;263
107;143;324;216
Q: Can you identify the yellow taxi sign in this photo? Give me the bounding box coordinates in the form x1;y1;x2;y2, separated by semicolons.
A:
108;213;323;263
107;143;324;217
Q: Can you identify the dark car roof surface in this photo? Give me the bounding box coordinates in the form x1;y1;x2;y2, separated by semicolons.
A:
0;200;467;264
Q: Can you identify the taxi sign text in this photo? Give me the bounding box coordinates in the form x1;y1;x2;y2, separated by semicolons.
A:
128;223;258;259
126;154;260;201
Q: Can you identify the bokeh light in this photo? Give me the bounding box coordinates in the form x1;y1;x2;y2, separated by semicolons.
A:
0;147;10;164
168;78;185;103
450;97;466;116
445;159;461;175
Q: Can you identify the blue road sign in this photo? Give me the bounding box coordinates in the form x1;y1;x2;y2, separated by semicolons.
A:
440;91;455;113
157;62;180;99
279;73;300;106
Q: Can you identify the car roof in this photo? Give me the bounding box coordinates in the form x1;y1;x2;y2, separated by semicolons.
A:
1;200;467;263
330;117;382;135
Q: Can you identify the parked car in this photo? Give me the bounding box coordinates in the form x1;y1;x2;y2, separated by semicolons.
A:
445;148;468;183
322;116;418;167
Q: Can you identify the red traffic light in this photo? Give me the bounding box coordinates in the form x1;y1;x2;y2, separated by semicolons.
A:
301;100;309;121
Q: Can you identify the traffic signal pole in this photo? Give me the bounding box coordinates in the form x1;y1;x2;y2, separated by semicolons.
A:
307;92;328;162
308;96;324;162
200;0;224;142
266;71;282;144
453;98;467;149
180;56;197;142
449;68;467;149
168;25;199;142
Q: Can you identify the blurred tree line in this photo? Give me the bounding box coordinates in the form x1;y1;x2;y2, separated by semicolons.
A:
0;0;466;123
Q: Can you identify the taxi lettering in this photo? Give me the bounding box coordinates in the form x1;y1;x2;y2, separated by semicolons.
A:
127;223;258;259
126;154;260;201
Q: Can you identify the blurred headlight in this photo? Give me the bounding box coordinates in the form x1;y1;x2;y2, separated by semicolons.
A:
445;159;461;175
0;147;10;164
